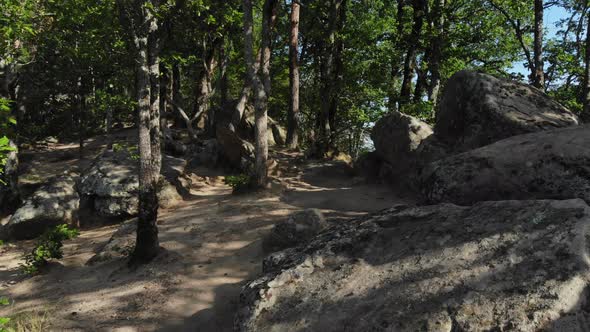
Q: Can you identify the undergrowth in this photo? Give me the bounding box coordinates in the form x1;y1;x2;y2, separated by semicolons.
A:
21;225;79;275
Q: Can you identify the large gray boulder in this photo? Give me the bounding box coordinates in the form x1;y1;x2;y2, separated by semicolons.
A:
263;209;327;251
3;173;79;240
371;110;433;169
236;200;590;332
78;151;185;218
436;70;579;153
420;125;590;205
78;151;139;218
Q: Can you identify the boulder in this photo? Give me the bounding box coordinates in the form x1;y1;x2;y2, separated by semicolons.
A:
236;200;590;332
78;151;185;218
436;70;579;153
420;125;590;205
3;173;79;240
188;139;219;168
371;111;433;178
87;220;136;265
78;150;139;218
216;126;255;171
263;209;327;251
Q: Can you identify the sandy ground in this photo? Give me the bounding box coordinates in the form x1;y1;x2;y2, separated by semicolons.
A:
0;137;412;331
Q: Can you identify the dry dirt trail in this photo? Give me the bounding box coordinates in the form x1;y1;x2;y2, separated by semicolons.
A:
0;146;413;331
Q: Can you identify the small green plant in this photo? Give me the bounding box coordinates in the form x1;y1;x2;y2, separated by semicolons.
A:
112;143;139;160
0;296;10;332
224;174;255;194
0;240;4;246
21;225;79;275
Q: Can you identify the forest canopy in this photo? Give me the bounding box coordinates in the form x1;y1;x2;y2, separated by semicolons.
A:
2;0;590;159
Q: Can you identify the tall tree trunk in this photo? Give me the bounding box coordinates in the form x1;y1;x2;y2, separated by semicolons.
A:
172;62;183;128
148;9;162;176
388;0;407;112
317;0;344;155
192;38;220;137
427;0;445;108
533;0;544;89
582;9;590;122
286;0;301;149
400;0;427;107
413;49;430;103
129;0;159;264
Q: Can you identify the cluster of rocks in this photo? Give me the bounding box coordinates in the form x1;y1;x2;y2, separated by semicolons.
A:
236;70;590;331
0;150;187;241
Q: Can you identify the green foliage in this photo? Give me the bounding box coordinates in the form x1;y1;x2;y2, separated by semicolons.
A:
400;101;435;124
21;225;79;275
224;174;255;194
112;143;140;160
0;296;10;332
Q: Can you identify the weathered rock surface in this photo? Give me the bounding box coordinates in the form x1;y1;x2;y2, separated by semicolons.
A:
78;151;139;218
236;200;590;332
436;70;579;152
264;209;327;251
371;110;433;169
78;151;185;218
216;126;255;171
87;220;136;265
420;125;590;205
3;173;79;240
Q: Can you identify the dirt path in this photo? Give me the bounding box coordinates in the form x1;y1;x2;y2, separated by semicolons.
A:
0;149;412;331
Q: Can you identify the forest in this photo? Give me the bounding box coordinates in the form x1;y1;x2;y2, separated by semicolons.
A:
2;0;590;331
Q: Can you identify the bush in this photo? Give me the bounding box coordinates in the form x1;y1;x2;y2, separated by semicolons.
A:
21;225;79;275
224;174;256;194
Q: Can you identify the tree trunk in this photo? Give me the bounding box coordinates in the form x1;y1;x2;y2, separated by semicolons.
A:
388;0;407;112
582;9;590;122
148;10;162;176
172;62;183;128
317;0;344;155
427;0;445;107
130;0;159;264
286;0;301;149
193;38;220;137
533;0;544;89
400;0;427;107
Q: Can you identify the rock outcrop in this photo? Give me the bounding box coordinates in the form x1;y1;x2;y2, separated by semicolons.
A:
3;173;79;240
436;70;579;153
216;126;255;171
78;151;139;218
236;200;590;332
420;125;590;205
371;110;433;170
264;209;327;251
87;220;136;265
78;151;185;218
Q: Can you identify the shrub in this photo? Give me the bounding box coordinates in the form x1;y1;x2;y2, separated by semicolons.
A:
224;174;255;194
21;225;79;275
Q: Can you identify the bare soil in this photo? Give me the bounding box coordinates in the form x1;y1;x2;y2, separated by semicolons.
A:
0;134;412;331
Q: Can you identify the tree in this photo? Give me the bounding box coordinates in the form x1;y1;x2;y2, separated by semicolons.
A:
583;6;590;121
286;0;301;149
118;0;161;264
533;0;545;89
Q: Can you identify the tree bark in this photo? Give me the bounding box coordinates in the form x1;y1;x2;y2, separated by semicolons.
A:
317;0;344;155
388;0;407;112
427;0;445;107
286;0;301;149
533;0;545;89
148;6;162;176
193;38;220;137
582;8;590;122
120;0;160;264
400;0;427;107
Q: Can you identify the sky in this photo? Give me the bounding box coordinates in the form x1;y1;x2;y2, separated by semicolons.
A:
511;5;569;76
